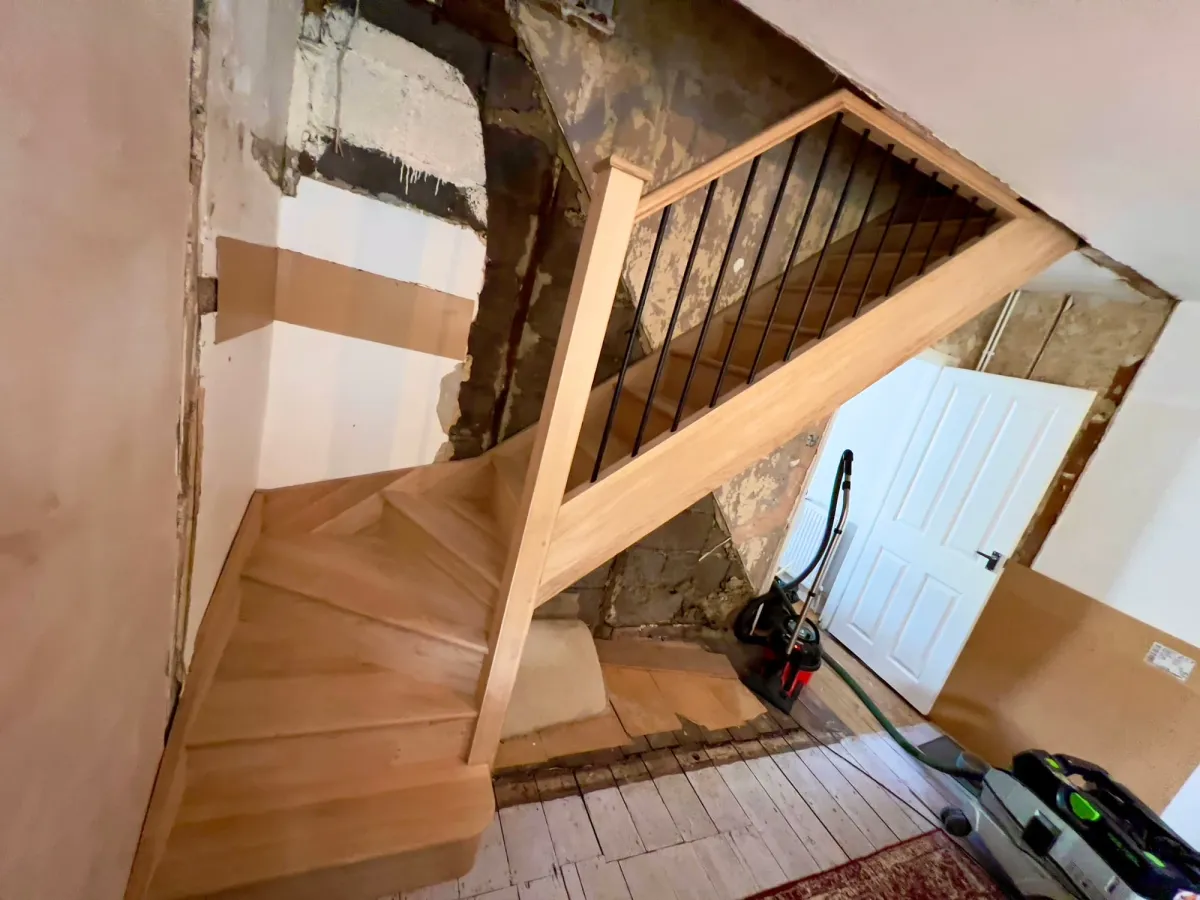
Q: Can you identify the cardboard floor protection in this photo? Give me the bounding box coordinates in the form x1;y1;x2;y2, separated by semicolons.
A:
495;638;765;768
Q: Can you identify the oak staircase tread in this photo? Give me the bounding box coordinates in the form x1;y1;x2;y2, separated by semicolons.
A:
243;534;491;652
624;382;696;422
669;347;751;378
381;491;505;595
189;669;478;746
729;316;822;335
152;762;493;900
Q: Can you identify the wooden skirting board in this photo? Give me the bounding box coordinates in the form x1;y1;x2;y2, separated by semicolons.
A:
125;494;263;900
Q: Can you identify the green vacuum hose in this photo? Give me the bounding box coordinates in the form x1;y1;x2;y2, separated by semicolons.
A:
820;648;985;780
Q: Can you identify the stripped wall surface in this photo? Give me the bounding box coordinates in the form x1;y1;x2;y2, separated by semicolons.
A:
199;0;302;278
515;0;861;604
288;7;488;230
189;0;301;666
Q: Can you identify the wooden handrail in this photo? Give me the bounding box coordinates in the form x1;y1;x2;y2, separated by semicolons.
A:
635;91;847;221
536;214;1076;599
467;157;648;767
837;93;1028;220
634;88;1029;223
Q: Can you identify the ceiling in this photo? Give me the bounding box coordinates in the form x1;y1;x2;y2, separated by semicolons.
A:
737;0;1200;301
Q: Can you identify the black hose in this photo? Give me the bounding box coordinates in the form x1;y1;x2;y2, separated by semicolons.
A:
819;647;985;780
782;449;852;592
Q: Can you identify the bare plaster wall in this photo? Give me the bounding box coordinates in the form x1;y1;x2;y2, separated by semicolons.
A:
0;2;193;897
199;0;302;278
515;0;904;349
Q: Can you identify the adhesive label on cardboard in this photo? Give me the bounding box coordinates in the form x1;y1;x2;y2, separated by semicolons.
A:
1145;642;1195;683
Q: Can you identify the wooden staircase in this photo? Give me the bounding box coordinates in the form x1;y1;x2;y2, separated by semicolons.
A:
128;464;508;900
128;88;1076;900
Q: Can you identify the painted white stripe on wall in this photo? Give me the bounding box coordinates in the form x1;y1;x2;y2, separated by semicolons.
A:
277;177;485;299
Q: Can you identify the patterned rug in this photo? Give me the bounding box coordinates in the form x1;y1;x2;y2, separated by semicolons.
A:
744;831;1006;900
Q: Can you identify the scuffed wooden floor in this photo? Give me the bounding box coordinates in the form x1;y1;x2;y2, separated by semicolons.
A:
399;723;950;899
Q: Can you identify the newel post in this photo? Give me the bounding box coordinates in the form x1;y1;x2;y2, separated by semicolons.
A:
468;157;652;766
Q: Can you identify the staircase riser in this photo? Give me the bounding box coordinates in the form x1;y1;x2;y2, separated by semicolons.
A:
181;724;476;824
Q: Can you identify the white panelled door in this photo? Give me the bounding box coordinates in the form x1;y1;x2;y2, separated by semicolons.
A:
828;367;1093;713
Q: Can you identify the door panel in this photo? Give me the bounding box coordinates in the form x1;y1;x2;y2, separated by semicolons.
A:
829;367;1093;712
845;548;907;639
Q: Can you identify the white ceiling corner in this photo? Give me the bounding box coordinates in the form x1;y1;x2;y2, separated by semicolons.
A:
738;0;1200;301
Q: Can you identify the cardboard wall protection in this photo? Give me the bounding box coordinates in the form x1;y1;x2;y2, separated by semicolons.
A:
215;237;475;360
931;563;1200;812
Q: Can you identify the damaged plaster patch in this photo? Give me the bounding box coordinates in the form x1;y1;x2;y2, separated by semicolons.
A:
435;358;470;462
289;7;487;224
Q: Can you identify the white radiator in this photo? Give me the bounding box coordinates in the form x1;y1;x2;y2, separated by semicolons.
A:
776;498;830;588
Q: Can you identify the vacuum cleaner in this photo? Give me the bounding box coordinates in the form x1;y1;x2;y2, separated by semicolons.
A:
734;448;853;714
733;448;1200;900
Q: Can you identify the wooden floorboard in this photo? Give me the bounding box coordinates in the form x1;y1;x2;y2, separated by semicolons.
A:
427;732;949;900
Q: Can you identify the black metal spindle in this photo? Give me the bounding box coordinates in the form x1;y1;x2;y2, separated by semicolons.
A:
947;196;979;258
981;205;999;234
916;184;959;276
631;179;718;455
712;133;804;407
885;172;939;295
852;156;919;318
820;142;893;338
787;126;871;358
591;204;673;482
747;115;843;383
674;157;761;430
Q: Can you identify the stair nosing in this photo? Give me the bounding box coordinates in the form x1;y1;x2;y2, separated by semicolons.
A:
189;672;479;748
188;707;480;749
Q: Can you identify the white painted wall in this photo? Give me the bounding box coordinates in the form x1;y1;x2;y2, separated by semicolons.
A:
1164;766;1200;848
257;323;455;489
254;177;485;489
188;316;272;661
188;0;298;666
735;0;1200;304
1035;303;1200;648
277;177;485;298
